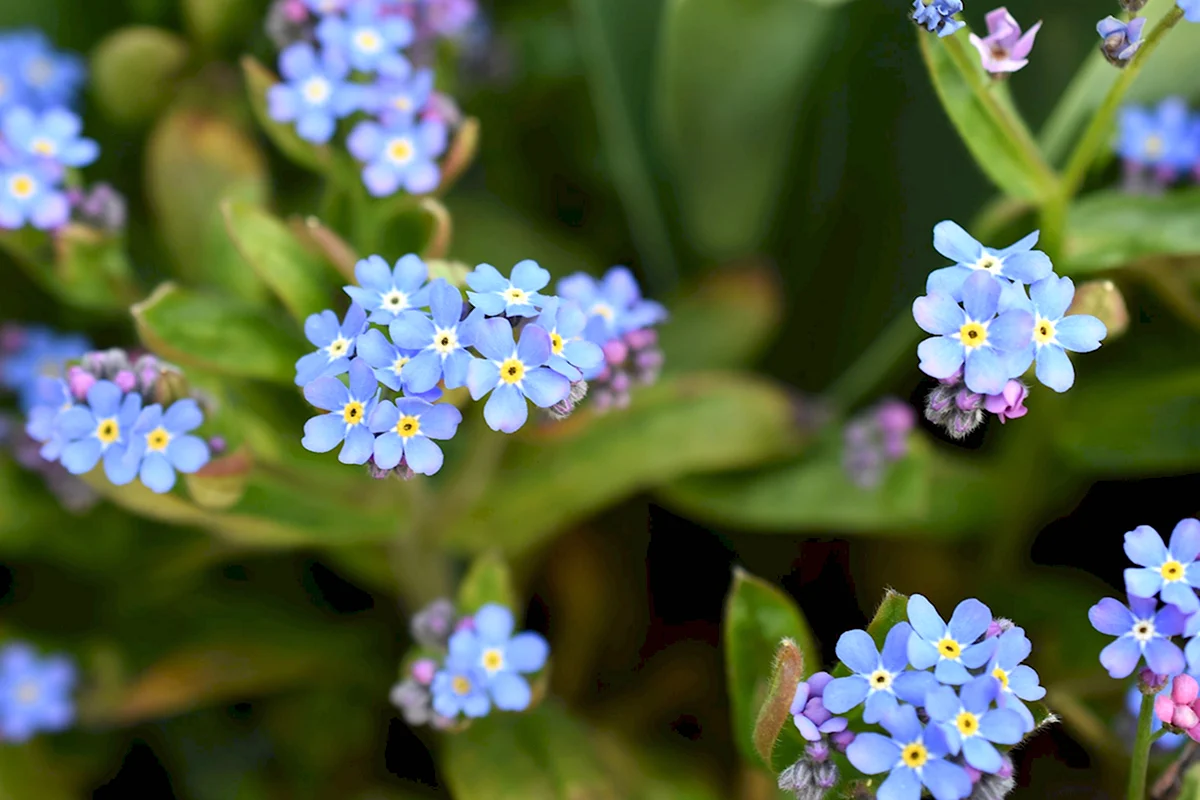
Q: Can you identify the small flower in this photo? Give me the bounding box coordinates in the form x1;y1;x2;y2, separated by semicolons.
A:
368;396;462;475
123;399;211;493
1097;16;1146;67
927;676;1024;776
1;105;98;171
355;327;422;393
557;267;667;344
0;325;89;410
926;222;1053;300
1089;594;1187;678
910;0;966;38
1012;275;1107;393
56;380;143;484
316;1;414;76
1179;0;1200;24
1124;520;1200;613
534;297;604;381
790;672;849;741
2;32;85;110
913;272;1034;396
301;358;379;464
466;260;551;318
0;642;76;742
1116;98;1199;177
824;624;937;723
907;594;998;685
267;42;359;144
969;8;1041;74
24;376;73;461
446;604;549;712
985;626;1046;732
466;318;571;433
388;279;480;394
430;654;491;719
347;116;447;196
345;253;431;324
365;67;434;124
847;703;972;800
983;380;1027;423
0;159;68;230
294;303;368;387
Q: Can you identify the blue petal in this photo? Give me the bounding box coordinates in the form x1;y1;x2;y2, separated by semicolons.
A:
932;220;983;265
822;676;869;714
511;259;550;291
139;452;176;493
962;638;998;669
302;414;346;453
794;714;821;741
878;768;922;800
103;445;139;485
466;357;501;401
1175;518;1200;561
442;349;473;390
517;324;552;366
925;266;970;299
403;435;443;475
163;399;203;433
474;318;517;362
87;380;122;418
419;402;463;440
1089;598;1135;635
390;310;436;350
835;629;881;675
1055;314;1107;353
1001;250;1053;285
373;432;405;470
924;685;960;723
506;632;549;672
917;337;965;380
846;732;901;775
995;627;1031;669
962;736;1002;773
961;271;1000;321
935;659;972;685
1125;568;1163;599
484;384;528;433
1126;525;1168;566
467;291;506;316
908;594;946;642
356;328;397;369
475;604;515;643
168;435;209;473
61;438;101;474
401;350;442;395
295;351;330;387
893;670;937;705
57;406;95;440
959;674;997;713
963;346;1007;395
1099;637;1142;678
1007;665;1045;701
948;598;991;644
881;703;923;742
338;425;375;465
863;689;898;724
466;263;508;293
1187;637;1200;674
490;672;532;711
921;760;972;800
1145;637;1186;676
562;339;603;371
996;229;1039;257
988;309;1034;352
1030;275;1074;319
979;707;1025;745
912;293;965;336
1034;344;1074;393
522;367;570;408
348;358;377;400
304;375;350;412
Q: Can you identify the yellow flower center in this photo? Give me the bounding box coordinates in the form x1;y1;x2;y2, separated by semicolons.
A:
302;77;332;105
482;648;504;672
1144;135;1164;158
550;332;565;355
96;418;120;445
992;666;1009;689
9;173;35;200
958;321;987;350
393;95;413;112
1133;621;1155;642
16;681;39;705
868;669;893;692
590;302;615;321
1033;317;1056;346
381;289;408;310
353;29;383;53
433;328;458;355
503;287;530;306
386;137;415;165
1162;560;1185;582
937;637;962;660
972;254;1003;274
30;138;55;156
901;743;928;769
391;355;410;376
342;401;365;425
395;415;420;438
956;710;980;737
146;427;171;453
499;357;526;385
327;336;350;359
451;676;471;695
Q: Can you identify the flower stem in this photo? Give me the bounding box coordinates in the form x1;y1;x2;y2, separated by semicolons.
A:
1128;691;1157;800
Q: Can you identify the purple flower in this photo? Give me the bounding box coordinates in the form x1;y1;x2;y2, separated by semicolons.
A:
347;116;447;197
301;358;379;464
926;676;1025;774
368;396;461;475
790;672;849;741
1089;595;1186;679
847;704;972;800
911;0;965;38
1097;16;1146;66
968;8;1041;74
267;42;360;144
907;595;998;685
1124;520;1200;613
823;623;938;723
983;380;1028;423
465;319;571;433
294;304;368;387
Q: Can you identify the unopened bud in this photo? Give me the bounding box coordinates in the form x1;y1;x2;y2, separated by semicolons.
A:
411;658;437;686
411;598;457;649
1068;280;1128;340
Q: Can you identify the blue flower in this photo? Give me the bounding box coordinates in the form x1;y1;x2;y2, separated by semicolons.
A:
1097;16;1146;65
431;654;490;719
557;267;668;344
25;376;74;461
355;327;419;392
1181;0;1200;24
0;160;68;230
1;106;98;171
911;0;965;38
345;254;431;324
0;325;88;409
1016;275;1106;392
295;303;368;387
466;319;571;433
906;594;998;685
123;399;210;494
913;272;1034;396
316;2;414;76
267;42;359;144
985;626;1046;733
365;68;434;124
389;279;482;394
369;396;461;475
1089;594;1186;679
823;623;938;724
847;703;972;800
1124;520;1200;614
534;297;604;381
302;358;379;464
466;260;551;318
925;222;1053;301
347;116;447;196
0;31;85;110
56;380;143;484
926;676;1025;774
447;604;549;712
0;642;76;742
1116;98;1199;173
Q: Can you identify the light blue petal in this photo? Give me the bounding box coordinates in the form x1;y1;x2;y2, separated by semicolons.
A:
484;383;528;433
304;375;350;411
893;669;937;705
1030;275;1074;319
466;263;508;293
962;638;998;669
1001;250;1053;285
963;736;1002;773
467;357;501;401
835;629;880;675
562;339;603;371
924;685;960;723
1125;525;1169;567
390;310;436;350
103;445;139;485
419;402;463;440
935;659;972;685
1187;637;1200;674
475;604;515;643
1034;344;1074;393
863;689;898;724
139;452;176;493
348;357;377;400
1007;665;1045;701
296;110;336;144
963;346;1007;395
428;279;465;328
517;324;553;366
401;350;442;394
996;229;1039;256
846;732;901;775
880;622;913;672
978;708;1024;745
921;760;972;800
163;399;204;433
302;414;346;453
933;220;983;264
168;435;209;473
1145;637;1186;676
87;380;122;418
959;674;997;713
822;676;869;714
1089;597;1135;635
961;271;1000;321
948;598;992;644
374;433;404;469
474;317;517;362
881;702;923;742
403;435;443;475
490;672;532;711
1099;637;1142;678
61;438;101;474
917;337;965;380
925;266;970;299
338;425;375;465
511;259;551;291
57;406;95;440
522;367;570;408
987;309;1034;353
1125;568;1163;599
878;768;922;800
467;291;507;316
1055;314;1107;353
442;349;473;390
506;632;549;672
912;293;965;335
908;594;947;641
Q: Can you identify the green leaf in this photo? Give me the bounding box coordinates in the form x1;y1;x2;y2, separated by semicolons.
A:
90;26;190;126
133;283;303;383
865;590;909;647
222;200;339;324
655;0;837;260
443;371;805;554
241;56;332;174
1061;189;1200;275
52;224;140;312
457;552;517;614
723;569;818;769
752;639;806;771
918;30;1056;202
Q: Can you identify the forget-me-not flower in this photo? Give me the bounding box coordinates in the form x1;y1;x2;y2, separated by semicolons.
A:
823;623;938;724
347;116;446;197
1;31;85;110
911;0;966;38
907;594;998;685
295;303;368;387
985;626;1046;732
847;703;972;800
1116;98;1199;174
267;42;359;144
431;653;490;719
926;222;1053;301
0;326;88;410
0;159;68;230
316;1;414;76
447;604;549;712
1089;594;1187;678
1124;520;1200;613
366;68;434;124
0;642;76;743
355;328;420;392
466;318;571;433
1013;275;1107;393
369;396;461;475
557;266;668;343
301;358;379;464
57;380;142;484
24;376;73;460
123;399;211;494
1;106;98;172
1098;16;1147;66
913;272;1034;396
388;279;480;394
926;676;1025;774
969;8;1042;74
466;260;550;318
344;254;430;324
534;297;604;381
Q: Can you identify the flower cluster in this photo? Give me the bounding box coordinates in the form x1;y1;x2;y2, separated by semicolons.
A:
390;600;548;726
1115;97;1200;189
0;30;101;231
23;348;212;493
0;641;76;743
911;0;965;38
1153;674;1200;743
912;221;1107;439
296;256;665;477
842;398;916;488
265;0;478;196
779;595;1044;800
1097;1;1199;69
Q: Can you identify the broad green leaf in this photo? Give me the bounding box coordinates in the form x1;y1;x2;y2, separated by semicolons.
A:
133;283;303;383
52;224;140;312
222;200;339;324
457;552;517;614
1061;189;1200;275
442;702;619;799
753;639;806;772
655;0;835;261
443;371;804;553
90;26;190;126
723;569;818;769
918;29;1056;202
241;56;332;174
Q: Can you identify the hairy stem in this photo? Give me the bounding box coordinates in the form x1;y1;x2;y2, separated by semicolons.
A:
1129;691;1157;800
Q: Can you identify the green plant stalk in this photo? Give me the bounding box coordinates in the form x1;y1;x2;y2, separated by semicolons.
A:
1129;691;1156;800
388;477;453;607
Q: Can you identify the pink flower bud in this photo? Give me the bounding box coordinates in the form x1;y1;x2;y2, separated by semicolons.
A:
1173;674;1199;705
113;370;137;393
830;729;855;752
602;339;628;366
67;365;95;401
1157;694;1177;725
624;328;657;350
964;765;983;785
1174;705;1199;731
1188;723;1200;743
411;658;437;686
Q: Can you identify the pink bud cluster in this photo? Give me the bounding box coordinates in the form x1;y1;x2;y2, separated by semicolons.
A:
1155;674;1200;740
